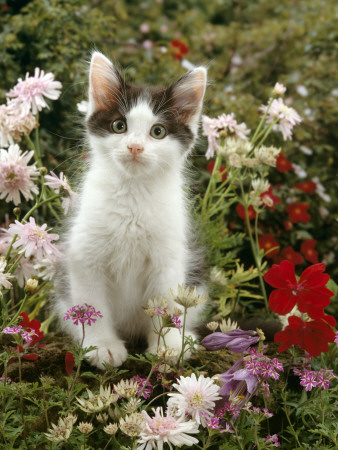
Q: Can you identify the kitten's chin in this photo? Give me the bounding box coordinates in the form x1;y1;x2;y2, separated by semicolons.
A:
114;154;155;178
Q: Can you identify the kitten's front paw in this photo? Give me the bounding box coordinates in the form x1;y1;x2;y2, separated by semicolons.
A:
87;340;128;369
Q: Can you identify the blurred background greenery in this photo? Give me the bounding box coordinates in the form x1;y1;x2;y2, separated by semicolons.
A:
1;0;337;286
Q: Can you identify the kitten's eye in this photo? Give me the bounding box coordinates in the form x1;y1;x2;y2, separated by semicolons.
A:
150;124;167;139
111;119;127;134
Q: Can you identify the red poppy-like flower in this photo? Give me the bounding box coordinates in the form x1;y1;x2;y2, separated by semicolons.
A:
170;39;189;60
65;351;75;375
260;186;281;210
286;203;311;223
258;234;280;258
207;161;227;181
281;246;303;265
276;153;294;173
274;315;336;356
301;239;319;264
294;181;316;194
264;261;334;320
236;204;257;220
283;220;293;231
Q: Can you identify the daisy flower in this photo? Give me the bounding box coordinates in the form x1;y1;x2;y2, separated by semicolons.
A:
6;217;60;261
137;407;199;450
44;171;76;214
7;68;62;116
167;373;221;426
0;144;39;205
260;98;302;140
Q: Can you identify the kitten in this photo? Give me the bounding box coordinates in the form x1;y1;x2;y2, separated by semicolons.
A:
55;52;207;369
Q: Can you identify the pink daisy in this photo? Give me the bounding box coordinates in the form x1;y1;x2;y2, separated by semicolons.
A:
260;98;302;140
0;103;37;147
44;171;76;214
7;68;62;116
7;217;60;261
0;144;39;205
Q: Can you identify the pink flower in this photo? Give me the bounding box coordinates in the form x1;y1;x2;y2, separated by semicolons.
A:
0;144;39;205
170;315;182;331
1;325;23;335
64;303;103;326
20;328;38;344
7;217;60;260
265;434;280;447
0;103;37;147
260;98;302;140
44;171;76;214
7;68;62;116
335;331;338;344
202;113;250;159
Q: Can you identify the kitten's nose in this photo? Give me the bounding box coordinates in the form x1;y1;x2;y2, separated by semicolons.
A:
127;144;144;157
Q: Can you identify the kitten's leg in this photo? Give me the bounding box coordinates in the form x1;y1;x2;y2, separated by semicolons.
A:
63;260;128;369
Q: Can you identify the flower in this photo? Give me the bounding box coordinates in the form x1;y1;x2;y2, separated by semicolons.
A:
286;203;311;223
219;359;258;407
44;171;76;214
170;39;189;60
235;204;256;220
1;325;23;335
170;315;183;331
334;332;338;344
0;103;37;147
275;152;294;173
170;284;207;308
77;422;93;434
76;385;118;413
202;114;250;159
44;414;77;443
260;98;302;140
206;321;219;332
137;407;199;449
264;261;334;320
65;351;75;375
167;373;221;426
131;376;153;399
300;239;319;264
7;217;60;260
265;434;281;447
0;144;39;205
119;413;145;437
254;145;281;167
7;68;62;116
144;296;168;317
0;257;13;291
294;180;317;194
258;234;280;258
63;303;103;326
202;329;260;353
103;423;118;435
114;379;140;399
260;186;281;210
273;83;286;96
219;318;238;333
274;316;336;356
206;161;227;181
281;246;303;265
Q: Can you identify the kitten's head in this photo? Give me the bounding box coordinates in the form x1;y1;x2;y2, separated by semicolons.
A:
86;52;207;178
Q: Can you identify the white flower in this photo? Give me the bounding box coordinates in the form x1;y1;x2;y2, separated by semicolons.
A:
76;100;89;114
220;318;238;333
169;284;207;308
44;171;76;214
292;163;307;179
296;85;309;97
44;414;77;443
299;145;313;155
251;178;270;195
312;177;331;203
254;145;281;166
137;407;199;450
167;373;221;426
0;257;13;291
0;103;37;147
7;68;62;116
273;82;286;96
0;144;39;205
76;385;118;413
260;98;302;140
120;413;145;437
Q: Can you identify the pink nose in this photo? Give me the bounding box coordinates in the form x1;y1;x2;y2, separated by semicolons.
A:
127;144;144;157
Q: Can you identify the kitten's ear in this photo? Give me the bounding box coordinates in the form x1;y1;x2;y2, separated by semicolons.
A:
88;52;124;113
170;67;207;124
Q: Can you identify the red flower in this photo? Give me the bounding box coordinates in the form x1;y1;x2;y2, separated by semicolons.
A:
274;315;336;356
286;203;311;223
283;220;293;231
281;246;303;265
294;180;317;194
170;39;189;60
264;261;334;320
207;161;227;181
236;204;257;220
258;234;280;258
260;186;281;210
301;239;319;264
276;153;294;173
65;351;75;375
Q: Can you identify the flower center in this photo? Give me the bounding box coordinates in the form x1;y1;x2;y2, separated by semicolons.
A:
291;283;304;296
190;391;205;408
150;417;177;435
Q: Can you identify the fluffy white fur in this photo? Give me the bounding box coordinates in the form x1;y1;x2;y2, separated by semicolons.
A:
56;52;207;369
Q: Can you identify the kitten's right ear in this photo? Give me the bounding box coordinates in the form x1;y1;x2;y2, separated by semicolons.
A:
88;52;123;114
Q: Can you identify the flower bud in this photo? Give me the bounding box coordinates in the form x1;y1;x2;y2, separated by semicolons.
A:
40;166;48;176
13;207;21;219
25;278;39;293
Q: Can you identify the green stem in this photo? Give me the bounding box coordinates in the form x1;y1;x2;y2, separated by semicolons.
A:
180;307;188;371
201;153;223;218
251;96;274;146
138;362;155;398
239;180;269;312
6;294;28;328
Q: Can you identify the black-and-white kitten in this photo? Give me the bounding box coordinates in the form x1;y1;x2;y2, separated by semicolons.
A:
55;52;207;369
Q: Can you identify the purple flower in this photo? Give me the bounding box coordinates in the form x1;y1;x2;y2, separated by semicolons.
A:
300;371;317;391
219;359;259;407
334;331;338;344
20;328;38;344
1;325;23;335
170;315;182;331
201;329;260;353
265;434;280;447
132;375;153;399
64;303;103;326
205;417;220;429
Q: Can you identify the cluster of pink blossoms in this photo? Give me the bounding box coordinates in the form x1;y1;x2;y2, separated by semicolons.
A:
292;366;336;391
64;303;103;326
1;325;37;344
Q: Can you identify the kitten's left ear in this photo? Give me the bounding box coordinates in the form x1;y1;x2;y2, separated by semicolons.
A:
170;67;207;125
